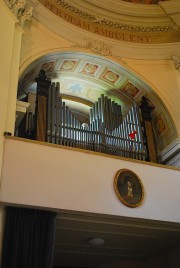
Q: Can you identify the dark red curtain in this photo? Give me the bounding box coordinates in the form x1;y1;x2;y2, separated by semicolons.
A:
1;206;56;268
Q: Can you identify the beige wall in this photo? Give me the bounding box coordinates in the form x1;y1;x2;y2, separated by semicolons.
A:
1;137;180;223
0;2;23;181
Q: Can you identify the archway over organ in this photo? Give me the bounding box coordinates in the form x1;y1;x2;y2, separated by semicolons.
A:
16;51;177;164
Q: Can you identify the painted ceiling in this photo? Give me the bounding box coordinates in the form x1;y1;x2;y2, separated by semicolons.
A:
18;52;176;152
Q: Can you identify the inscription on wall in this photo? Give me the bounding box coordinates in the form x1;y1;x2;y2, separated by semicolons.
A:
39;0;180;44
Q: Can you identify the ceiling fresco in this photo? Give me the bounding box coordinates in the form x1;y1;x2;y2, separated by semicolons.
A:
18;52;176;153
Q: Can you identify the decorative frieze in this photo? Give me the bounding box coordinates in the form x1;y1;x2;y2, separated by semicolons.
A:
55;0;174;33
4;0;33;27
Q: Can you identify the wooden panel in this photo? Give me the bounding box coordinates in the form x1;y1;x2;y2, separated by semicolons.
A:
37;95;47;142
145;121;157;163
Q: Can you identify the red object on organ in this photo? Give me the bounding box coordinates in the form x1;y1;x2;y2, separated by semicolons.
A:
128;131;137;140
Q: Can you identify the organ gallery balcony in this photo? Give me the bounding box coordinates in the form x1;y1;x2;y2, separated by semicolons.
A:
15;70;158;164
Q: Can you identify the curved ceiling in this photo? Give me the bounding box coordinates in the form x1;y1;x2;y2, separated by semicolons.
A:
122;0;165;3
36;0;180;45
18;51;176;153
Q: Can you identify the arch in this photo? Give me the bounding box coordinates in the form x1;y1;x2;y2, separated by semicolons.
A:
18;50;177;155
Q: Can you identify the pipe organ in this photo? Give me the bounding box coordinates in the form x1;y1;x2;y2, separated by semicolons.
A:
17;70;158;162
44;80;146;160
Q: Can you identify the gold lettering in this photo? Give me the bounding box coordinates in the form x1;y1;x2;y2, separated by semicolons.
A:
100;29;108;37
122;33;128;42
109;31;115;38
94;27;100;34
51;5;57;15
57;9;62;18
64;14;71;22
40;0;158;44
44;1;51;10
137;35;144;42
76;19;81;27
129;35;137;42
81;22;90;31
144;36;150;43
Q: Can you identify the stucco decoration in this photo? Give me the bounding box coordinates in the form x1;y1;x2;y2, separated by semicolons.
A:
4;0;33;27
74;39;119;59
172;55;180;72
81;39;112;57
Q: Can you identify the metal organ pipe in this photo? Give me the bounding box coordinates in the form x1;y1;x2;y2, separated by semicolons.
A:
46;83;146;160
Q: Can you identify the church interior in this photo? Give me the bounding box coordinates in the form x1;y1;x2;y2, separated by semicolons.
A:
0;0;180;267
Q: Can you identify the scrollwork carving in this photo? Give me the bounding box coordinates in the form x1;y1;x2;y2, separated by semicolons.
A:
19;6;33;27
172;55;180;72
74;39;112;56
85;39;112;56
3;0;33;27
74;38;121;60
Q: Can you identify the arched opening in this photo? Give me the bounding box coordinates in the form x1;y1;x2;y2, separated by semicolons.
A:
16;51;177;163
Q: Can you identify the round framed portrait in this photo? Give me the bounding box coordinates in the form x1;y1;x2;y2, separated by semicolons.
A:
114;169;144;208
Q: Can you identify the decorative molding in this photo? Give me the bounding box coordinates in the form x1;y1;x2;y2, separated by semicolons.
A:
73;38;121;60
55;0;174;33
5;135;180;171
4;0;33;27
172;55;180;72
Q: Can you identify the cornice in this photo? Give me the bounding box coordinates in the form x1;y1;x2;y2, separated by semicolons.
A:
29;2;180;60
72;0;167;17
54;0;175;33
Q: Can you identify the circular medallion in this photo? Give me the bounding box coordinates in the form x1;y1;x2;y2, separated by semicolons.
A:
114;169;144;208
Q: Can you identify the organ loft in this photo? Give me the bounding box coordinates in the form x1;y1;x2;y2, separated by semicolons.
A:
16;70;157;163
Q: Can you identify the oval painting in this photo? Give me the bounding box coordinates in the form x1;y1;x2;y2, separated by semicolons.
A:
114;169;144;208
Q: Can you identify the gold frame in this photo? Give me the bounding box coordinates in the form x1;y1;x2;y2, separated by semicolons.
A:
114;169;144;208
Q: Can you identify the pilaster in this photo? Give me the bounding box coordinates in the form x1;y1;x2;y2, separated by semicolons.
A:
0;1;33;182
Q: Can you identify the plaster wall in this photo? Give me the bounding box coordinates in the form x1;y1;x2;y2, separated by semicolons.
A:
20;19;74;74
1;138;180;224
0;2;22;179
